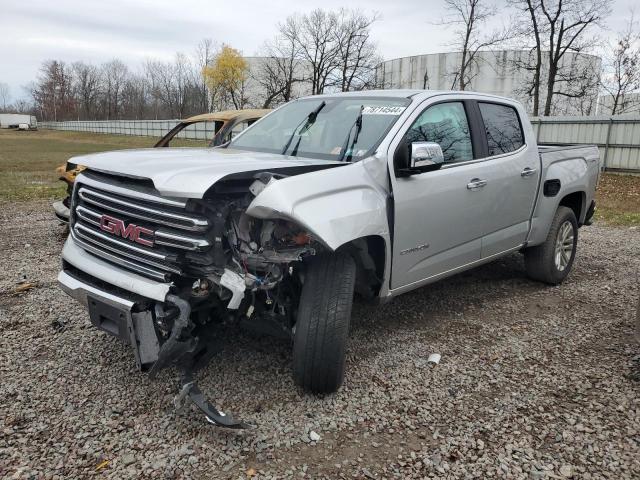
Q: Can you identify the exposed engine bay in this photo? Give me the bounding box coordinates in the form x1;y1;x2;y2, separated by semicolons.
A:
144;172;323;427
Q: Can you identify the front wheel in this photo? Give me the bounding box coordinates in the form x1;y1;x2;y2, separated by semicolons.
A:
524;206;578;285
292;251;356;394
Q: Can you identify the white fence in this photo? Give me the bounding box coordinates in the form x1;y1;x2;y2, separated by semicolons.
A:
531;116;640;172
41;116;640;172
39;120;217;140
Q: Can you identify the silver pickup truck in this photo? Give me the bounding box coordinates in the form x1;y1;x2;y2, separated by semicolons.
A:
58;90;599;427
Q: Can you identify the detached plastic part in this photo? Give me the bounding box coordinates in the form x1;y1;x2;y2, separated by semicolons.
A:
176;372;253;429
220;269;245;309
427;353;441;365
152;294;251;428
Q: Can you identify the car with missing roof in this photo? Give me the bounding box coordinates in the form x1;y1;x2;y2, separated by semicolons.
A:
57;90;599;427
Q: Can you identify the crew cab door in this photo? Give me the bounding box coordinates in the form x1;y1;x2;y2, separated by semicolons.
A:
474;102;540;257
389;99;491;290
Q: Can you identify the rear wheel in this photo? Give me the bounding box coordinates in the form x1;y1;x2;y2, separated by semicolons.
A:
524;206;578;285
292;251;356;394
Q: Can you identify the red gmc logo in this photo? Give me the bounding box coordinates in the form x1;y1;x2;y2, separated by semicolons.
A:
99;215;154;247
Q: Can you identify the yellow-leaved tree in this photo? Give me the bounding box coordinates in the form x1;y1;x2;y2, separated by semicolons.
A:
202;45;248;110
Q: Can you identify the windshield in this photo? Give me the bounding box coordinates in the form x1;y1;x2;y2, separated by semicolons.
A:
229;97;411;161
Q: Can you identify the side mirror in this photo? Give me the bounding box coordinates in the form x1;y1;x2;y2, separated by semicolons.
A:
411;142;444;169
395;141;444;177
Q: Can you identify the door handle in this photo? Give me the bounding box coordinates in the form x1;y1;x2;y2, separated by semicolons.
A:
521;167;537;177
467;178;488;190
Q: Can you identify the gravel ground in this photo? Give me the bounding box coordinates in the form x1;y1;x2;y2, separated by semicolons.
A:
1;200;639;479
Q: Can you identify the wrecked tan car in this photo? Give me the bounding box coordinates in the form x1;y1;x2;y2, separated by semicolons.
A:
52;109;271;222
155;109;270;148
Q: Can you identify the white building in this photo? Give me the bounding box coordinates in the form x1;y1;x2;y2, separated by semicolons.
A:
596;93;640;116
376;50;602;116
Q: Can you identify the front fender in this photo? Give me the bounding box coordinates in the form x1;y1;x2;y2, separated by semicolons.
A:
246;161;390;251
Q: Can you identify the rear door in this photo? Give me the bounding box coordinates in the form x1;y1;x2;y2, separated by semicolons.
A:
474;101;541;257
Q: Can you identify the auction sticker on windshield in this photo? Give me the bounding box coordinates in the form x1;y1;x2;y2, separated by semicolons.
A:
362;106;406;115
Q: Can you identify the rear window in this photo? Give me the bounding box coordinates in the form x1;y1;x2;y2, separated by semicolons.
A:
478;103;524;156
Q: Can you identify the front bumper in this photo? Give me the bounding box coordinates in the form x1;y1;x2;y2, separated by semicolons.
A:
61;237;171;302
58;235;251;428
58;268;135;310
52;200;70;222
59;237;173;370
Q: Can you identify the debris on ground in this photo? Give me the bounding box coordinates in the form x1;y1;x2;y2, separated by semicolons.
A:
427;353;441;365
11;281;37;295
50;319;66;333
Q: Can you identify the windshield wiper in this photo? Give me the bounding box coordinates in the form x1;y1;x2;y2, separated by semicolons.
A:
338;105;364;162
281;101;326;156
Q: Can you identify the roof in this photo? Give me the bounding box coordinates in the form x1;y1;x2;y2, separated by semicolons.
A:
303;89;517;103
309;89;425;99
182;109;271;123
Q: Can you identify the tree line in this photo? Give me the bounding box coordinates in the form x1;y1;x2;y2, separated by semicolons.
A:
1;3;638;120
2;8;380;122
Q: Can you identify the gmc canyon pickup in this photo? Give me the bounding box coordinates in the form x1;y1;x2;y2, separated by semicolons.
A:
58;90;599;427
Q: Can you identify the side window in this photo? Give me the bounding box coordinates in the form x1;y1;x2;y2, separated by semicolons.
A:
478;103;524;156
404;102;473;164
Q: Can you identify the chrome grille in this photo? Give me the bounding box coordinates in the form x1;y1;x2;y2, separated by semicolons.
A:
71;172;210;281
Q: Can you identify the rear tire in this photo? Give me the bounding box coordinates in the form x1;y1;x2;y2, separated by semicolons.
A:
292;251;356;394
524;206;578;285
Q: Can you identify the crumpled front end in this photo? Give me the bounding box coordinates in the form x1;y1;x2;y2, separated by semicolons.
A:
59;168;328;427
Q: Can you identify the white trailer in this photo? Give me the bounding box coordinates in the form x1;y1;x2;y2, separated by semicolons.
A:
0;114;37;129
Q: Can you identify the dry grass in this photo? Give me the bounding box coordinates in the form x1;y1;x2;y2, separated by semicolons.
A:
0;129;206;201
595;173;640;226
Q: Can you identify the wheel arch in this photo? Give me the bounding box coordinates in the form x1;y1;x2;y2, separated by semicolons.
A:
558;191;586;225
337;235;388;299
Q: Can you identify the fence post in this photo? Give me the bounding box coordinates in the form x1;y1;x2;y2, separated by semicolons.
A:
536;118;542;143
603;117;614;171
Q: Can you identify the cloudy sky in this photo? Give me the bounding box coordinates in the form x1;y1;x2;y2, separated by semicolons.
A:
0;0;635;101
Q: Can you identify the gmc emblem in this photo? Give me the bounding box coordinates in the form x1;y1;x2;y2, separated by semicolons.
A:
99;214;154;247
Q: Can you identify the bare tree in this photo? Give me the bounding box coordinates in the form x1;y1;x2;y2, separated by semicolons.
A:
441;0;511;90
195;38;217;112
253;32;305;108
334;9;381;91
271;8;382;100
120;74;149;119
288;10;341;94
552;55;601;115
0;82;10;111
12;98;32;114
601;13;640;115
72;62;101;120
506;0;545;115
101;59;129;119
510;0;610;116
31;60;75;121
540;0;610;115
145;55;194;118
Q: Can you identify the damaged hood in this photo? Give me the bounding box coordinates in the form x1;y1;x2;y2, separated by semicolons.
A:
70;147;344;198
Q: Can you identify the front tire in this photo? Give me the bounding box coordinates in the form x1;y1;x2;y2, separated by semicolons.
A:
292;251;356;394
524;206;578;285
